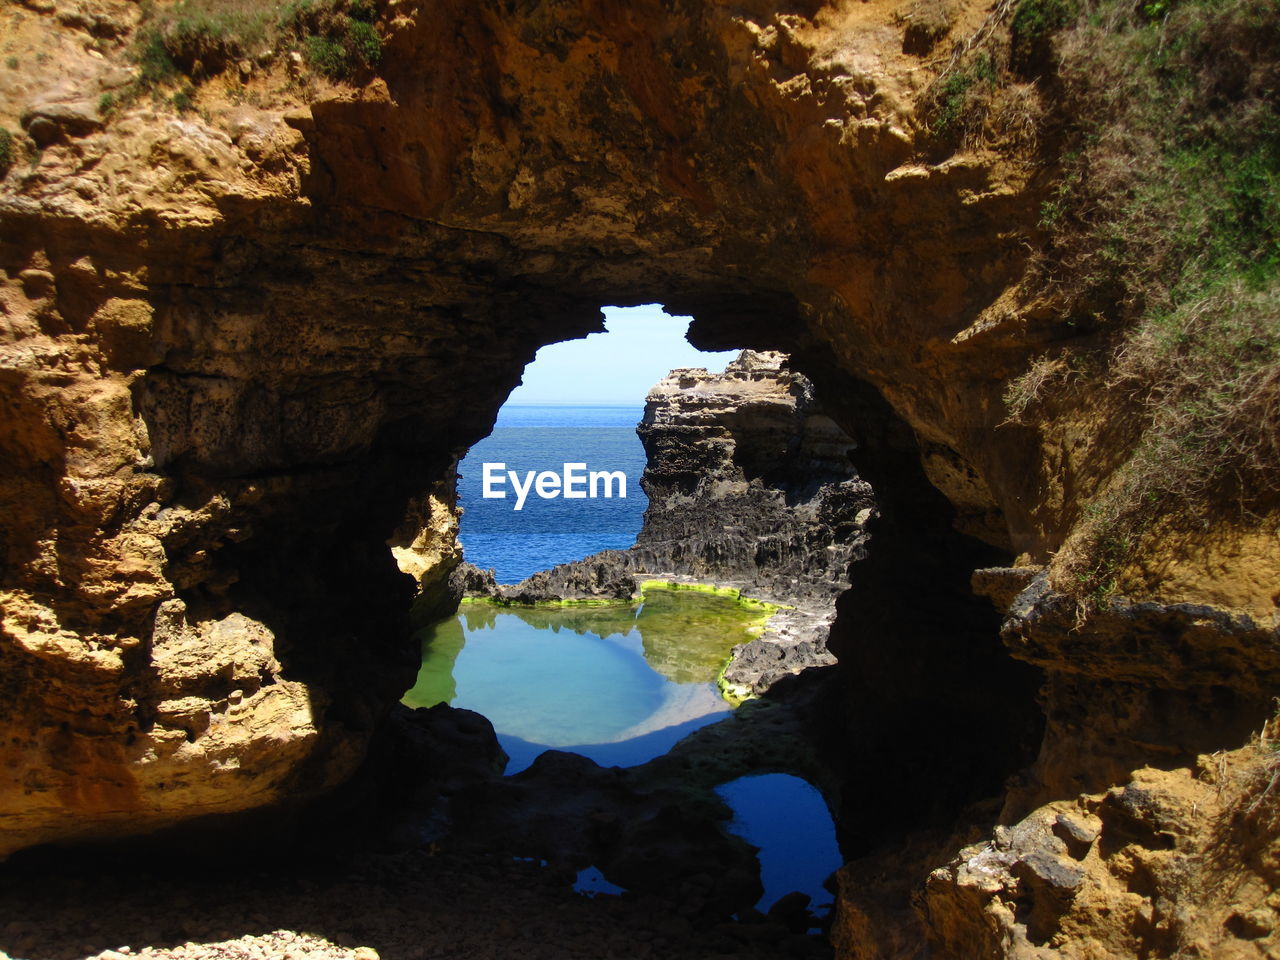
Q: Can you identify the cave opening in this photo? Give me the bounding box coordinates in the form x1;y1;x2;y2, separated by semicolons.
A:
454;303;737;583
11;0;1273;950
394;301;865;925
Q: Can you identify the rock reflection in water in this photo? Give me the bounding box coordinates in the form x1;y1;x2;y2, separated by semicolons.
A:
403;584;773;773
715;773;841;919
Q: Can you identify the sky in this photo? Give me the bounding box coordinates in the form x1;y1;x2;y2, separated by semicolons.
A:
504;304;739;405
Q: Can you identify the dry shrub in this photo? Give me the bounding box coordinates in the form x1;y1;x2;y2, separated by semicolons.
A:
1111;282;1280;503
989;80;1044;149
1005;0;1280;603
1001;350;1076;424
1245;705;1280;818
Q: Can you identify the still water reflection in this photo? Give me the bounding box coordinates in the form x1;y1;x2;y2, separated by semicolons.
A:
403;585;774;773
715;773;842;919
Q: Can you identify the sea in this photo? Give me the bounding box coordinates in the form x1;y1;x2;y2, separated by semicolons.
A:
457;404;649;583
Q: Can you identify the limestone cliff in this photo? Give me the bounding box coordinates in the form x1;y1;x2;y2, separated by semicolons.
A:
0;0;1277;958
632;350;873;604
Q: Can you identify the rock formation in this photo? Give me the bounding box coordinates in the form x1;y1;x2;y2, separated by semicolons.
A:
631;350;874;695
462;349;875;695
632;350;872;604
457;550;638;605
0;0;1277;957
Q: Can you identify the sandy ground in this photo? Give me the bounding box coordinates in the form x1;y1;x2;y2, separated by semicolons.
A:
0;848;832;960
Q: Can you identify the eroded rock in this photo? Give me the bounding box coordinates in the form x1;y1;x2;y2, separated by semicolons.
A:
460;351;873;696
0;3;1276;957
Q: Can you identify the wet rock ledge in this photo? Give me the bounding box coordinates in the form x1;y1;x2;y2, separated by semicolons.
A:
460;351;876;697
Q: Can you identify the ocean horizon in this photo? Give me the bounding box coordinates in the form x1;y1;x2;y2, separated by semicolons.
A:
458;403;649;583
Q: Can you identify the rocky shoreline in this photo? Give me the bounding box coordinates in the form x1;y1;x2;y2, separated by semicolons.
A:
457;352;874;699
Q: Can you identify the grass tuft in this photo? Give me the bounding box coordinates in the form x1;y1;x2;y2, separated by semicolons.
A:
1111;283;1280;501
1011;0;1280;602
302;16;381;79
1002;350;1078;423
129;0;383;101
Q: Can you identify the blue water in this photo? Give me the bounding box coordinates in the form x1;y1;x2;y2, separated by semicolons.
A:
715;774;842;919
402;591;750;774
574;866;627;898
459;404;648;583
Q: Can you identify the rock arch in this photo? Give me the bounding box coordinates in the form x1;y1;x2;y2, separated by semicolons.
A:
6;0;1277;956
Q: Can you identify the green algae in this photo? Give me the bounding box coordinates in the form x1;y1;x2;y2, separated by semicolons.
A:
403;616;466;708
631;584;778;685
636;579;787;615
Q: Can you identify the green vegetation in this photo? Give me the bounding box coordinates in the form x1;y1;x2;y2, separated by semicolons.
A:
136;0;278;76
930;0;1280;601
135;27;179;86
1000;0;1280;601
171;84;196;113
0;127;13;177
298;2;382;80
5;56;18;70
1010;0;1076;73
128;0;383;104
928;51;998;140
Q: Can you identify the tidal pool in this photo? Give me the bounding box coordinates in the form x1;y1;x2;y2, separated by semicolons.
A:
403;584;776;773
715;773;841;920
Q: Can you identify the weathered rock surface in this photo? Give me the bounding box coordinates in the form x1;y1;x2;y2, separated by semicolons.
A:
916;739;1280;960
1000;573;1280;815
0;827;826;960
0;1;1277;958
461;550;639;605
632;351;872;602
632;351;874;695
829;574;1280;959
464;351;874;695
